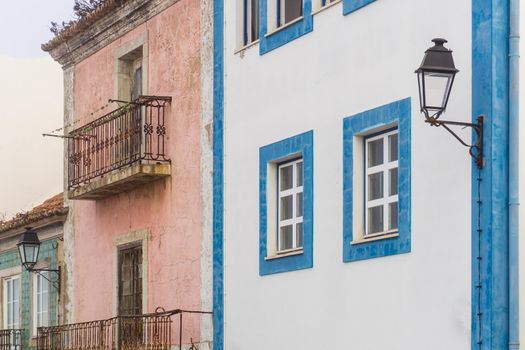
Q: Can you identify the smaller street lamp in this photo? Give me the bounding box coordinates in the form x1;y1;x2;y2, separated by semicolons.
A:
415;38;484;168
18;227;60;291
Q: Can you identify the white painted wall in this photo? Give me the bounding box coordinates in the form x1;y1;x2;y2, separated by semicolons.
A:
0;55;63;218
223;0;472;349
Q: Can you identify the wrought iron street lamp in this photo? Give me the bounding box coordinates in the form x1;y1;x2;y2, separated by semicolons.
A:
416;38;484;168
18;227;60;291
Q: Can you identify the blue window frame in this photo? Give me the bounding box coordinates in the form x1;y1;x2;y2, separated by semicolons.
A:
259;130;313;275
259;0;313;54
320;0;339;7
343;98;411;262
342;0;375;16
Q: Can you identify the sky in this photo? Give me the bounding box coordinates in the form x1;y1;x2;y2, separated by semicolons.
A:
0;0;74;57
0;1;74;218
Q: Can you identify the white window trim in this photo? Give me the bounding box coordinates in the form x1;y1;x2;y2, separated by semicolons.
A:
234;39;261;54
32;272;50;336
113;229;149;317
114;31;149;101
277;158;304;252
364;129;399;237
312;0;341;15
3;275;21;330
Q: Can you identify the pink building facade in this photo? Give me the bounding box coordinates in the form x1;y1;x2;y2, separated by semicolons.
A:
43;0;213;348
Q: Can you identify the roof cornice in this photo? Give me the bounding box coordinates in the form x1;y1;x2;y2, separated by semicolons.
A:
44;0;179;68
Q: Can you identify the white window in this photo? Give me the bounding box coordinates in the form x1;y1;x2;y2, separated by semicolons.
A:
3;276;20;329
243;0;260;46
365;129;399;237
33;273;50;334
277;159;304;252
277;0;303;27
318;0;339;9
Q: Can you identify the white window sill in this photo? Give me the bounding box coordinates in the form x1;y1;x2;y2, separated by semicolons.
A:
351;231;399;245
234;39;260;55
312;0;342;16
265;16;305;38
265;248;304;260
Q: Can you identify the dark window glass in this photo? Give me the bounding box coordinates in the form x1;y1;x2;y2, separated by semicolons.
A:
368;172;384;201
368;138;383;167
118;246;142;316
131;67;142;101
368;206;384;234
280;225;294;250
389;202;398;230
251;0;260;41
284;0;303;25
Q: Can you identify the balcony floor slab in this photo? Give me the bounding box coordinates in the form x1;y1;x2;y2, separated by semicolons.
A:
68;163;170;200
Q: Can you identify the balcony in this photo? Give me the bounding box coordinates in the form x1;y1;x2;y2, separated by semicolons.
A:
67;96;172;200
37;309;211;350
0;329;23;350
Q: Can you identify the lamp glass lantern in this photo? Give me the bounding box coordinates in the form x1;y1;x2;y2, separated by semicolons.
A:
17;227;41;271
415;38;459;119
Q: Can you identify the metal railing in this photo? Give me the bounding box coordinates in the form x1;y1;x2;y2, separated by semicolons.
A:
0;329;23;350
37;309;211;350
67;96;171;190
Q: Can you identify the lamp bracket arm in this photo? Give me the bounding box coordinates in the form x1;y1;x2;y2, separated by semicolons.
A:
29;267;60;292
425;115;484;168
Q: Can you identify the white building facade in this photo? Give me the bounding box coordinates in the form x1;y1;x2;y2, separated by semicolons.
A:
211;0;521;349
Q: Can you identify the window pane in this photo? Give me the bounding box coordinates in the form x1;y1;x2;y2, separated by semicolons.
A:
296;192;303;217
13;279;19;301
131;66;142;101
284;0;303;24
368;138;383;167
251;0;260;41
296;161;303;187
389;133;398;162
423;72;452;108
389;202;398;230
280;195;293;220
368;172;383;201
389;168;398;196
279;225;293;250
37;280;41;309
280;165;293;190
43;289;49;315
368;205;384;234
42;309;49;327
296;223;303;248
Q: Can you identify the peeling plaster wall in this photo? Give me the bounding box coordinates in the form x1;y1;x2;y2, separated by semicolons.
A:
62;66;75;325
199;0;214;347
68;0;207;344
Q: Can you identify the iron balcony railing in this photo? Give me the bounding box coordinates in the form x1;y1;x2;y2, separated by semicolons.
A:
0;329;23;350
67;96;171;190
37;309;211;350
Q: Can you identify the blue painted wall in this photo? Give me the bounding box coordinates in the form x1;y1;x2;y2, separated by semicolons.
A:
342;98;411;262
342;0;375;16
259;131;314;275
259;0;313;54
472;0;510;348
213;0;224;348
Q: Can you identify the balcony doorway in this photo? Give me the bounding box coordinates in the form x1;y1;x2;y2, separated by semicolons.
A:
118;245;143;316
